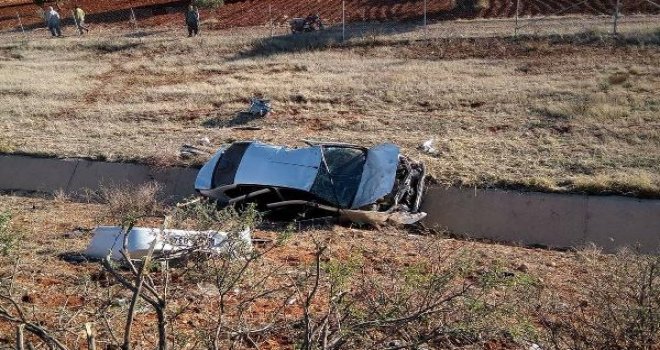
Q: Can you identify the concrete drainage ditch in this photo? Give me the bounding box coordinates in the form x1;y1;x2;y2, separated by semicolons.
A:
1;154;658;253
0;154;198;200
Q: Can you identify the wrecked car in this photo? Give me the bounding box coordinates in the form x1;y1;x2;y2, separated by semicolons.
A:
194;141;426;225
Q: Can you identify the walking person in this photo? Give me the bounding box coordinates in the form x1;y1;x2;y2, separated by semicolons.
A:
74;6;90;35
46;6;62;37
185;5;200;37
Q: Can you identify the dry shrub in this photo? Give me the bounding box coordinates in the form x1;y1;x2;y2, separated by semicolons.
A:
280;243;541;349
534;94;631;121
475;0;490;10
144;148;182;168
52;188;70;204
569;173;658;198
0;136;13;153
588;103;630;119
539;249;660;349
99;182;163;225
608;72;630;85
0;211;21;257
533;103;574;120
169;198;261;232
194;0;224;8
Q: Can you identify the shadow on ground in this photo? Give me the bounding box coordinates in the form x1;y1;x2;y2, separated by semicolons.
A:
122;29;170;38
202;112;265;128
236;0;481;59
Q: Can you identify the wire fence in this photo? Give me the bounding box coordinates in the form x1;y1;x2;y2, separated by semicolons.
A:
1;0;659;42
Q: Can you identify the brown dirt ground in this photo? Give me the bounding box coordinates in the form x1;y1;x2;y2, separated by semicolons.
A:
0;193;616;348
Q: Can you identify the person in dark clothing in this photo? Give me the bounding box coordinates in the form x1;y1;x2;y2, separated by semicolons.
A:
185;5;200;37
46;6;62;37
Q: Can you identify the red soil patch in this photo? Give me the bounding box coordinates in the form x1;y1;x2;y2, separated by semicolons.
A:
1;0;658;31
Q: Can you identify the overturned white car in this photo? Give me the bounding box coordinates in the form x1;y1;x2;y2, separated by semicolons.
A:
194;141;427;225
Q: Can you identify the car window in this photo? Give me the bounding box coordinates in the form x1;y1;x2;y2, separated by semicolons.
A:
212;142;250;188
310;147;366;208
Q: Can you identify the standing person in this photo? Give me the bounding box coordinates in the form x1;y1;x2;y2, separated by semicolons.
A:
74;6;90;35
185;5;200;37
46;6;62;37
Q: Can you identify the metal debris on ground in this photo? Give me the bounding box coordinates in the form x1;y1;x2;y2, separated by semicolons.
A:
419;138;438;155
194;140;426;226
247;98;272;117
179;144;208;159
85;226;251;260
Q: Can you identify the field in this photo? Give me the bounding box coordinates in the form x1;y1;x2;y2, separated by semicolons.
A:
0;5;659;349
1;17;659;197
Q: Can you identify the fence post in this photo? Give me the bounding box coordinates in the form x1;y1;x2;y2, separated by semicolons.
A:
130;8;137;30
612;0;620;35
269;4;273;37
16;12;25;36
342;0;346;42
423;0;427;28
514;0;520;36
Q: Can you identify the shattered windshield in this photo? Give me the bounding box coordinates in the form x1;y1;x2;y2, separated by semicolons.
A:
310;147;366;208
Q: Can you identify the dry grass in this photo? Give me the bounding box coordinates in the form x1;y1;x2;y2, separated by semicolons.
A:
0;20;658;197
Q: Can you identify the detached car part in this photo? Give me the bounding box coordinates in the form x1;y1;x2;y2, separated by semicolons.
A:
195;141;426;225
85;226;251;260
